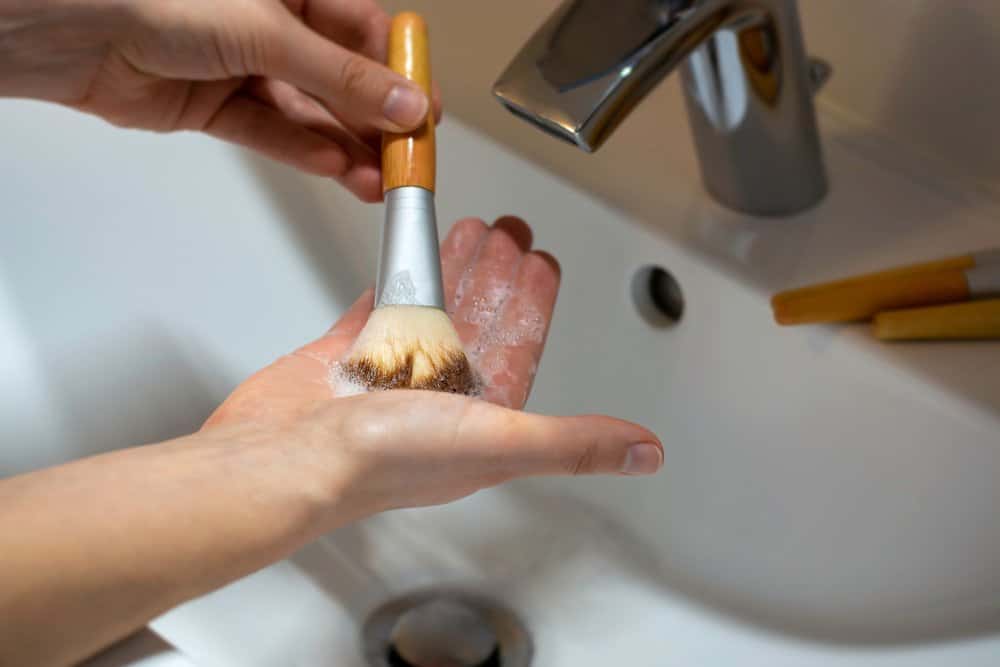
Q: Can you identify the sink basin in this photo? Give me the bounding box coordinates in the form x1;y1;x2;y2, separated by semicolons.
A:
2;99;999;666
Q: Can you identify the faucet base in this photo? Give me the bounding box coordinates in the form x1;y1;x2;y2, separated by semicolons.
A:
680;2;828;216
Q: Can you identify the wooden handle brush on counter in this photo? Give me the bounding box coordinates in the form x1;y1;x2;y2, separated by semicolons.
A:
772;249;1000;325
875;299;1000;341
382;12;434;193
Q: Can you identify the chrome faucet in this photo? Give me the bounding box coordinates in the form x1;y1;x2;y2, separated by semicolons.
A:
493;0;830;216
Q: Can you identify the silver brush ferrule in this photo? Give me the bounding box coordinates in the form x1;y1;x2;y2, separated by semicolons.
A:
375;186;445;309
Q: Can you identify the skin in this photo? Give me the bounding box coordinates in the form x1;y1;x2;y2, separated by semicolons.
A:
0;3;662;664
0;0;443;201
0;218;662;667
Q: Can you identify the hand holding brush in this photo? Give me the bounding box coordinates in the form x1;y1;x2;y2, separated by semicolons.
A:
0;7;663;667
1;219;663;667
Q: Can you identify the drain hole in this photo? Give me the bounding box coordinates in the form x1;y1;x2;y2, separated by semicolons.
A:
363;590;532;667
388;645;501;667
632;265;684;326
389;599;500;667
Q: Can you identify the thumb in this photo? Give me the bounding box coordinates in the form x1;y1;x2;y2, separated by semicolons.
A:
464;403;664;478
260;14;429;133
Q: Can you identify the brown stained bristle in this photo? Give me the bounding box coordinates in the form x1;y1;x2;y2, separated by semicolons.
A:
412;352;478;394
340;349;479;395
339;305;481;395
342;357;412;390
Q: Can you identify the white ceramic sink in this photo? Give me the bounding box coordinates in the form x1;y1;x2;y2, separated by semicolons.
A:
2;99;1000;666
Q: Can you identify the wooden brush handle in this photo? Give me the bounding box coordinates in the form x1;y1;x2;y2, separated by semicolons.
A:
382;12;435;193
775;254;975;301
772;266;972;325
875;299;1000;340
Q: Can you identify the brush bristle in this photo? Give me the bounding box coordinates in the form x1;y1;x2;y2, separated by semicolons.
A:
340;305;478;394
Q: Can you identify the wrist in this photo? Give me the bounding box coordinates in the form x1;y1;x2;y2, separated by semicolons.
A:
197;417;360;545
0;420;359;667
0;0;136;102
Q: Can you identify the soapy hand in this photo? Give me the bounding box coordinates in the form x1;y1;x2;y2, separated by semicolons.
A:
0;218;662;667
205;217;663;520
0;0;439;201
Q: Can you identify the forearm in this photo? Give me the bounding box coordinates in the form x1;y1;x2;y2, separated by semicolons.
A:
0;424;340;667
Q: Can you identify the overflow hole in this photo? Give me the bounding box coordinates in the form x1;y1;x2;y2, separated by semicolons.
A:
632;265;684;326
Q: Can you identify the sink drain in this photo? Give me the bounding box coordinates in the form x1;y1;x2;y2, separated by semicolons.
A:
362;589;532;667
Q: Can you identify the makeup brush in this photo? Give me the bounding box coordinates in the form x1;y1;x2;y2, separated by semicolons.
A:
340;12;476;394
875;299;1000;341
771;248;1000;325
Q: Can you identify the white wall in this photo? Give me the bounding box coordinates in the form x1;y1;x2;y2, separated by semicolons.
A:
804;1;1000;198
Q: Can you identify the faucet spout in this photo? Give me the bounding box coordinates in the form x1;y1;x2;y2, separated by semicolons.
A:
493;0;828;216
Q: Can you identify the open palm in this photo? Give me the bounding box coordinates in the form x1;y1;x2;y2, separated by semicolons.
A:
202;217;661;517
206;216;557;426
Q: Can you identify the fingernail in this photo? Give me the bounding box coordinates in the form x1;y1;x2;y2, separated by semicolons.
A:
621;443;662;475
383;85;429;129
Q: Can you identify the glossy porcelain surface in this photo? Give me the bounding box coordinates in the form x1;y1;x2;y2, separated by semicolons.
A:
2;100;999;666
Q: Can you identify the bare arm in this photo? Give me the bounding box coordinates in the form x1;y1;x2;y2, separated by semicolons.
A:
0;426;329;666
0;218;662;667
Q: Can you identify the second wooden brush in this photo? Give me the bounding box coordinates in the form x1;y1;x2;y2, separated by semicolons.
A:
875;299;1000;341
772;249;1000;325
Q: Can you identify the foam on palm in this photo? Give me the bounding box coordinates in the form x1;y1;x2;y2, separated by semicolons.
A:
459;279;546;363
